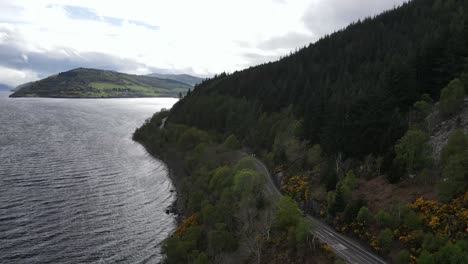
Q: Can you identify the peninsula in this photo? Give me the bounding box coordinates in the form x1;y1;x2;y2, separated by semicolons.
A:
10;68;193;98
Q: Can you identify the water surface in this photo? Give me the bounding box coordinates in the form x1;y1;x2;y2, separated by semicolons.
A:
0;92;177;263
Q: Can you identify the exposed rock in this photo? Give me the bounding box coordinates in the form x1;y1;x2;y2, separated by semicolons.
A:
427;97;468;164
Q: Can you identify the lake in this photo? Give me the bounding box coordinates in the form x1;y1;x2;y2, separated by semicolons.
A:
0;92;177;263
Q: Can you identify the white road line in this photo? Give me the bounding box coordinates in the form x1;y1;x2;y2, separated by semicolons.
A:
254;157;387;264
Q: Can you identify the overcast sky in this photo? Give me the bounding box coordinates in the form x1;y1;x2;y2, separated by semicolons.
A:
0;0;407;86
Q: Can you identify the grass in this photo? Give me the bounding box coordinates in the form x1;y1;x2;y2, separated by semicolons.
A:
88;82;169;97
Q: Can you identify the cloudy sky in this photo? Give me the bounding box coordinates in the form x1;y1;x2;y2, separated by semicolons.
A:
0;0;407;86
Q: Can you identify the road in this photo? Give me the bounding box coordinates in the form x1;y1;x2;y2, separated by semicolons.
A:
253;158;387;264
160;117;168;129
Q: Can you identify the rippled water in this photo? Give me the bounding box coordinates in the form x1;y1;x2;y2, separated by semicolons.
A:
0;92;178;264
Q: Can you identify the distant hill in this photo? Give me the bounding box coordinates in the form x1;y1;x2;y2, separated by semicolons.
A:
10;68;192;98
0;83;11;91
146;73;203;86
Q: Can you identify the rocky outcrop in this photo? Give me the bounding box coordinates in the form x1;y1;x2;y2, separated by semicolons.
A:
428;97;468;164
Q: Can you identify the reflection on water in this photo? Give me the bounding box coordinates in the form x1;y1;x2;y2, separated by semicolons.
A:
0;93;177;263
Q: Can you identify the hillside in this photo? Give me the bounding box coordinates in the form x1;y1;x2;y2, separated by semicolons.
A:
170;0;468;158
147;73;203;86
10;68;192;98
134;0;468;263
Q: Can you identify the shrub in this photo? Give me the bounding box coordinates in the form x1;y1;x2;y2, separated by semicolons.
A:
356;206;372;225
375;209;393;228
223;134;241;150
440;129;468;166
274;196;301;230
378;228;393;253
418;250;435;264
394;129;432;176
440;78;465;117
396;250;410;264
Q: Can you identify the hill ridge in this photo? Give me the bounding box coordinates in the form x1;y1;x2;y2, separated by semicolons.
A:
10;68;191;98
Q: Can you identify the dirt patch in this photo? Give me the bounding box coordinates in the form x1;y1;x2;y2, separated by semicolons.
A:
355;176;438;212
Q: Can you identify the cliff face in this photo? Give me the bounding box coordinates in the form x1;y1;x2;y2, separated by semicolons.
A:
428;97;468;164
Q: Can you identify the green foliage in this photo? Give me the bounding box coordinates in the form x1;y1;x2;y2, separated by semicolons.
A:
295;218;313;248
460;71;468;93
208;166;232;192
274;196;302;230
375;209;393;228
440;78;465;117
343;197;365;222
342;170;357;200
233;156;258;172
441;129;468;166
223;134;241;150
306;144;323;168
233;169;263;196
435;240;468;264
356;206;372;225
418;250;435;264
327;183;346;215
136;124;267;262
177;127;210;150
413;93;433;127
439;156;467;202
403;209;422;230
193;252;209;264
378;228;394;253
322;161;338;191
394;129;432;176
422;233;447;253
163;226;203;264
438;129;468;202
207;224;237;255
327;191;336;215
396;249;411;264
201;203;224;226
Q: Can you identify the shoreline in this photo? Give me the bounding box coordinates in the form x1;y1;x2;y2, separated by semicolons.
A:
9;94;179;99
136;141;188;223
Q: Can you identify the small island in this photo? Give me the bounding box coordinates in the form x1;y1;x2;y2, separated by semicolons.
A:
9;68;194;98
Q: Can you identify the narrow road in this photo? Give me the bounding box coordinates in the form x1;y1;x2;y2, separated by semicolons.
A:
253;158;387;264
160;117;168;129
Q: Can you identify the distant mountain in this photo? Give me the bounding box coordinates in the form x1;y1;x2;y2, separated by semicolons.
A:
146;73;203;86
10;68;191;98
0;83;11;91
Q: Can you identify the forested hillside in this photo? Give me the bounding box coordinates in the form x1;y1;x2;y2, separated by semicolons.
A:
135;0;468;262
171;0;467;159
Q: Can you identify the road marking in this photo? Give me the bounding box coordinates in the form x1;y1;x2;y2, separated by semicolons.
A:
334;243;347;250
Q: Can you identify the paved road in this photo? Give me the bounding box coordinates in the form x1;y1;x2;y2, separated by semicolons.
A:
253;158;387;264
160;117;168;129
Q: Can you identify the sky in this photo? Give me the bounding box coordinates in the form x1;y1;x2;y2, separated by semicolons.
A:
0;0;407;86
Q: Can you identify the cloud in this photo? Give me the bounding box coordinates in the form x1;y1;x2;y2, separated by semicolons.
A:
242;52;281;65
258;32;314;51
0;66;39;87
62;5;99;20
0;0;408;86
60;5;159;30
302;0;407;37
